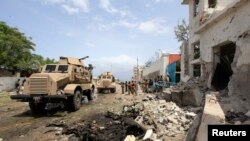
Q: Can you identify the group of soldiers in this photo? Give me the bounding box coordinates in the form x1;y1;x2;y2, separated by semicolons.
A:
141;75;171;93
120;81;138;95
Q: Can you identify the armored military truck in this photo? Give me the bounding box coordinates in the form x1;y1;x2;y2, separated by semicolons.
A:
96;72;116;93
11;56;95;113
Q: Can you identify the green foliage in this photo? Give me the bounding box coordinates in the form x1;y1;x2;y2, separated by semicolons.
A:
0;21;35;70
0;21;56;72
174;19;189;42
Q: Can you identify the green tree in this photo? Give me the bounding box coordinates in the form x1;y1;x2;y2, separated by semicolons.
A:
174;19;189;42
0;21;35;71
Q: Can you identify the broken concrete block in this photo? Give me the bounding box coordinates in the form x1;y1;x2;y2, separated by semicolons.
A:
185;112;196;119
167;116;178;124
159;100;166;104
182;87;203;107
171;90;183;106
182;75;190;83
143;129;153;140
0;138;3;141
234;121;241;125
245;110;250;117
99;127;105;130
124;135;136;141
158;117;168;125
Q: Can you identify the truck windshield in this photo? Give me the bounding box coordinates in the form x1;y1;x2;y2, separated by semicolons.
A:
107;76;111;79
45;65;56;72
58;65;68;72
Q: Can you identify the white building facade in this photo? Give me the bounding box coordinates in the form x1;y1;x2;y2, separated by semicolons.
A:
142;54;181;82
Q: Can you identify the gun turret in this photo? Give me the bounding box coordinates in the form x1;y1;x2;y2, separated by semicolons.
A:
80;56;89;60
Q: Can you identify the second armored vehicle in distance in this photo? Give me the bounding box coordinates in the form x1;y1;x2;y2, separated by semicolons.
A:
96;72;116;93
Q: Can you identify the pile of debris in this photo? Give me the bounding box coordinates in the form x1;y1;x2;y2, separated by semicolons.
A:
226;110;250;124
47;95;198;141
127;95;198;140
173;77;201;91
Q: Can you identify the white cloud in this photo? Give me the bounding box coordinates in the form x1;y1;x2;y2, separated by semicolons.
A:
43;0;89;14
114;20;137;29
71;0;89;13
99;0;118;13
99;0;135;19
111;18;171;35
120;9;136;19
62;5;79;14
137;18;170;34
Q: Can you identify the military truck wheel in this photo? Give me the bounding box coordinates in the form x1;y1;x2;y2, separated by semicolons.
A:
87;90;94;101
29;101;46;114
71;90;82;111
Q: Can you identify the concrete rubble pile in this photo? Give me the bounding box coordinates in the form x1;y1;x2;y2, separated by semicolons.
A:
158;78;205;107
173;77;201;91
127;95;198;141
47;95;198;141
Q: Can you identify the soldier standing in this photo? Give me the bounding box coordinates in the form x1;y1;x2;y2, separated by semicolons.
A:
121;82;125;94
128;81;131;95
125;81;128;92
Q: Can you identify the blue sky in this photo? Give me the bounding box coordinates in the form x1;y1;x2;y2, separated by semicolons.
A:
0;0;188;80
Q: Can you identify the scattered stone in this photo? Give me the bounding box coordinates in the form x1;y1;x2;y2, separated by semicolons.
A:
185;112;196;118
48;94;197;141
143;129;153;140
234;121;241;125
124;135;135;141
135;116;143;124
0;138;3;141
159;100;166;104
226;111;248;124
167;116;178;124
19;135;25;138
245;110;250;117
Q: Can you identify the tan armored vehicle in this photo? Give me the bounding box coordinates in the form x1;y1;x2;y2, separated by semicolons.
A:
96;72;116;93
11;56;95;113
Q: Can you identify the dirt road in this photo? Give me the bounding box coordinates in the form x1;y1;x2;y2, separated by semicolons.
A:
0;86;140;141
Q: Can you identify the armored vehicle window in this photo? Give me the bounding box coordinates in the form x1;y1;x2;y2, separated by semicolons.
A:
45;65;56;72
107;76;111;79
102;76;107;79
58;65;68;72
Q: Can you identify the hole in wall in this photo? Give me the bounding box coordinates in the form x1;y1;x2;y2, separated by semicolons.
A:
211;42;236;90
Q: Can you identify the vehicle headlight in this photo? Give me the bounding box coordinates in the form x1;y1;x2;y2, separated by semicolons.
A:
57;90;65;95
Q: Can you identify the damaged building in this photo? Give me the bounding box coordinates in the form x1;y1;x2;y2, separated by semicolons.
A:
181;0;250;112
